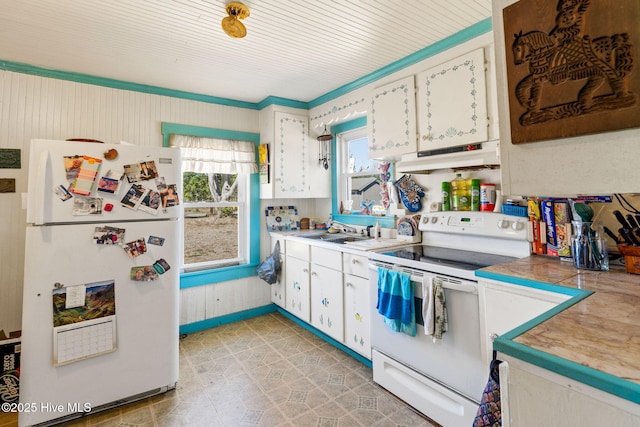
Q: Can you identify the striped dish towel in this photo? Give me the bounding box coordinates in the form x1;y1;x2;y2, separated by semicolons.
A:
376;267;416;337
422;276;448;343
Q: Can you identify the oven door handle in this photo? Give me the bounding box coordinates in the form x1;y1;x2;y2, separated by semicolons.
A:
368;262;477;294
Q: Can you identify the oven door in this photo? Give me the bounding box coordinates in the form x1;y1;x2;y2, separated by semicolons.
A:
368;262;484;424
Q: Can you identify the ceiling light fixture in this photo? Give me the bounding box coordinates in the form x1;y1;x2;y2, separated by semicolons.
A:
221;1;250;39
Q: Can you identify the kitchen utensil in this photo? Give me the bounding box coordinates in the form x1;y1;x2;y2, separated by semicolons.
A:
573;202;594;222
613;210;632;229
635;214;640;228
620;227;640;246
571;221;608;271
626;214;639;229
603;226;620;244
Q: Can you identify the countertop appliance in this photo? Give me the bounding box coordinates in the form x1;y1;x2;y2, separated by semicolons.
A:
368;211;530;427
20;139;181;426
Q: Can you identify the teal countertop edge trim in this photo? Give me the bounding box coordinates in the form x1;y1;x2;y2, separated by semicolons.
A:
161;122;261;289
277;308;372;368
475;269;584;297
481;270;640;404
0;18;491;112
494;338;640;405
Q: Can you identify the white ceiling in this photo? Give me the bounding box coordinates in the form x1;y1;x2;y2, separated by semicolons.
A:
0;0;492;104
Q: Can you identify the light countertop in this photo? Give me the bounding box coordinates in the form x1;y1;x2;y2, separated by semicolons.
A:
477;256;640;404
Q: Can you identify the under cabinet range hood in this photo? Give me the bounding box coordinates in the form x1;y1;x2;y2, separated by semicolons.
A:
396;140;500;173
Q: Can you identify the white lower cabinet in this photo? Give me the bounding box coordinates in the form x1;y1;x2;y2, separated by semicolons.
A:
478;278;571;370
285;244;311;322
499;356;640;427
310;264;344;342
343;273;371;358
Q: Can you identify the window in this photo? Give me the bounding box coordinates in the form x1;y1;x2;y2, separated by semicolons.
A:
182;172;246;268
338;128;382;214
162;123;260;287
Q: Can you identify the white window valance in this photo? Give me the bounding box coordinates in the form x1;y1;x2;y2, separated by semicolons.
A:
169;134;258;174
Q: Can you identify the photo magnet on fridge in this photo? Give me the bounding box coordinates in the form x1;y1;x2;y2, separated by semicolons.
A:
153;258;171;275
130;266;158;282
147;236;165;246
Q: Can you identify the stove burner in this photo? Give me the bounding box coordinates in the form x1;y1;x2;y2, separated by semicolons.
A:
380;245;517;270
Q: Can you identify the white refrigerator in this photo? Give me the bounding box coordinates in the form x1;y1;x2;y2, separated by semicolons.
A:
20;139;181;426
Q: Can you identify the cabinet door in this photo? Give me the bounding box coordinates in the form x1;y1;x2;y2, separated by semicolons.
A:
272;112;330;198
310;264;344;342
367;75;417;160
344;273;371;359
285;256;310;322
416;48;488;151
478;279;570;368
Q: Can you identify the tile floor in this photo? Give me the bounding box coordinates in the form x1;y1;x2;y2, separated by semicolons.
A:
0;312;439;426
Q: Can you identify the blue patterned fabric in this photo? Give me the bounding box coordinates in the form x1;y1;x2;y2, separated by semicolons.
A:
376;267;416;336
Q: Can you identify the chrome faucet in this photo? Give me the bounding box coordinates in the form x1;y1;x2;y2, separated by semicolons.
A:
331;221;358;234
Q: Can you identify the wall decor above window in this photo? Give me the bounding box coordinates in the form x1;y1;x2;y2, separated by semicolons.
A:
503;0;639;144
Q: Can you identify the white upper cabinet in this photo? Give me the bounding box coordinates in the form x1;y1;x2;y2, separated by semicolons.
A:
367;76;417;160
260;109;330;199
416;48;488;152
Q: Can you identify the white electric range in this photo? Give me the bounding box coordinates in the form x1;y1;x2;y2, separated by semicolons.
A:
368;211;531;427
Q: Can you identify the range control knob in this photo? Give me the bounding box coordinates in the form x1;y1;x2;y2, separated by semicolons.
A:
498;219;511;229
512;221;525;231
431;216;438;224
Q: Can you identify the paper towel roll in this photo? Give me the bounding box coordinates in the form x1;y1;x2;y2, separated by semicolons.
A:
429;201;442;212
493;190;503;213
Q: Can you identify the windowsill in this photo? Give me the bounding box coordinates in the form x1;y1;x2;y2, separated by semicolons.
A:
331;213;396;228
180;263;258;289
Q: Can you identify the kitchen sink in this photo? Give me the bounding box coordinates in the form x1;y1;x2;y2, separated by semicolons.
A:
296;232;372;244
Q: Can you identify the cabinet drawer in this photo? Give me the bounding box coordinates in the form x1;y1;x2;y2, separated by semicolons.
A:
287;240;309;261
343;253;369;278
311;246;342;270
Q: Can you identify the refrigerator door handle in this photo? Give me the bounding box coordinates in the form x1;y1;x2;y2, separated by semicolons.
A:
34;149;50;225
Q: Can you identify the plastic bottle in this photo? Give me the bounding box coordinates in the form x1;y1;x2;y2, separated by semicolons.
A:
374;221;381;240
451;174;470;211
441;181;451;211
470;179;481;211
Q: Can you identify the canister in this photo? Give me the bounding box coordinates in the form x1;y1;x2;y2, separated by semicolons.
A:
480;183;496;211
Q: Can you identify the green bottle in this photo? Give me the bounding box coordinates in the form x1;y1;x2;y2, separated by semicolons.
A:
441;181;451;211
471;179;481;211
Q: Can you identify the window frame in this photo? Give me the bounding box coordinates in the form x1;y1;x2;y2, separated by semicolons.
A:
162;122;261;289
330;118;396;228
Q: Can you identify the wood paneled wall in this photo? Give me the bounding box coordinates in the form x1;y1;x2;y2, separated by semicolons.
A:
0;70;264;332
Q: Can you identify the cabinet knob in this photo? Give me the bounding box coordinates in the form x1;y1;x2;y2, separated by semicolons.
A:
351;258;358;264
311;271;318;276
303;268;309;273
345;282;352;287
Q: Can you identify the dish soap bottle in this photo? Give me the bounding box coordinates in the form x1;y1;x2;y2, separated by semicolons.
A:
451;174;470;211
374;221;381;240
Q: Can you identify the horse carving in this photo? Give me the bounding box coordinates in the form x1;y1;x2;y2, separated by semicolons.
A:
511;3;636;125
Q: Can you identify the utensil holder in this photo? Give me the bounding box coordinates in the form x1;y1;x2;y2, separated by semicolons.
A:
571;221;609;271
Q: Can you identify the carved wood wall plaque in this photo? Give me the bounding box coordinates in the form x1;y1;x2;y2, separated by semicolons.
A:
503;0;639;144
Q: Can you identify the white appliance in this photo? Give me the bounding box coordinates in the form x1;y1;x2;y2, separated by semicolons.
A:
20;139;182;426
368;211;530;427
